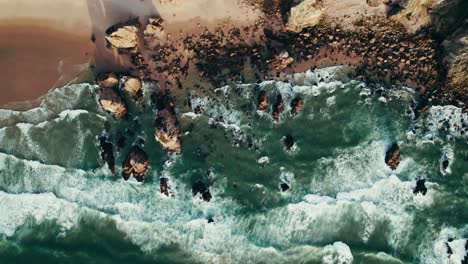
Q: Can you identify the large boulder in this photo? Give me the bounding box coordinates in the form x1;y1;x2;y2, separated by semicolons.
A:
385;143;401;170
122;146;149;182
286;0;323;32
105;20;140;51
154;106;181;152
257;90;269;111
144;17;166;39
98;87;127;119
123;77;143;102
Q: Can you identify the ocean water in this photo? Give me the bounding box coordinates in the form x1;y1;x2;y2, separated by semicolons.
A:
0;66;466;263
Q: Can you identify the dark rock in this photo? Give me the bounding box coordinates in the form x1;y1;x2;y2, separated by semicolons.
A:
98;135;115;174
290;97;304;115
208;217;214;223
122;146;149;182
192;180;212;202
385;143;401;170
272;94;284;121
446;242;453;256
413;178;428;195
98;86;128;119
280;182;290;192
160;178;169;196
258;90;268;111
283;134;294;150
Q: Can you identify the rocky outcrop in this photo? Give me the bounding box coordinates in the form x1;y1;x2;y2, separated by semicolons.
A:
192;180;212;202
258;90;269;111
105;19;140;51
98;134;115;174
122;146;149;182
413;178;428;195
272;94;284;121
385;143;401;170
154;105;181;152
98;73;128;119
286;0;323;32
290;97;304;115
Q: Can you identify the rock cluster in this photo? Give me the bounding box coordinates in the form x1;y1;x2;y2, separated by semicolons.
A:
385;143;401;170
122;146;149;182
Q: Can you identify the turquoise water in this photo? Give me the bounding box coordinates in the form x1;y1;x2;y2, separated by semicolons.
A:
0;67;466;263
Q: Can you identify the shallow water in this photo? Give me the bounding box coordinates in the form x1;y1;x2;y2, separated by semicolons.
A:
0;66;466;263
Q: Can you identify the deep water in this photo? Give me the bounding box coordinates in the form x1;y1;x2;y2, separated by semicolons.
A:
0;66;466;263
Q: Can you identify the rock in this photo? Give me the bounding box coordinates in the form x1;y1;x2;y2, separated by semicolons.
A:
283;134;294;150
290;97;304;115
98;86;127;119
272;94;285;121
144;17;166;39
192;180;212;202
280;182;290;192
413;178;428;195
105;20;139;51
160;177;169;196
258;90;268;111
123;77;143;101
272;51;294;70
122;146;149;182
286;0;323;32
208;217;214;223
98;135;115;174
97;73;119;88
154;106;181;152
385;143;400;170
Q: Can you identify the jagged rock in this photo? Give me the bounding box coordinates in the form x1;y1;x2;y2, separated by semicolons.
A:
273;94;285;121
286;0;323;32
208;217;214;223
290;97;304;115
283;134;294;150
98;135;115;174
385;143;401;170
97;73;119;88
105;21;139;50
258;90;268;111
122;146;149;182
98;86;127;119
192;180;212;202
154;105;181;152
144;17;166;39
160;178;169;196
413;178;428;195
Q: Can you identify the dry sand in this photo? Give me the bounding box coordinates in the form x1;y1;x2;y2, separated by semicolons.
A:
0;0;260;108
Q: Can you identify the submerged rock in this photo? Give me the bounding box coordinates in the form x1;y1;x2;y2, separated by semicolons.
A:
154;106;181;152
257;90;269;111
272;94;285;121
98;135;115;174
192;180;212;202
122;146;149;182
290;97;304;115
385;143;401;170
413;178;428;195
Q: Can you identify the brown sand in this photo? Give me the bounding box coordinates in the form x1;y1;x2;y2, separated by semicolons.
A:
0;22;93;108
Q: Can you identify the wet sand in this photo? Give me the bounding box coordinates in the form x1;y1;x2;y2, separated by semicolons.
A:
0;22;93;108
